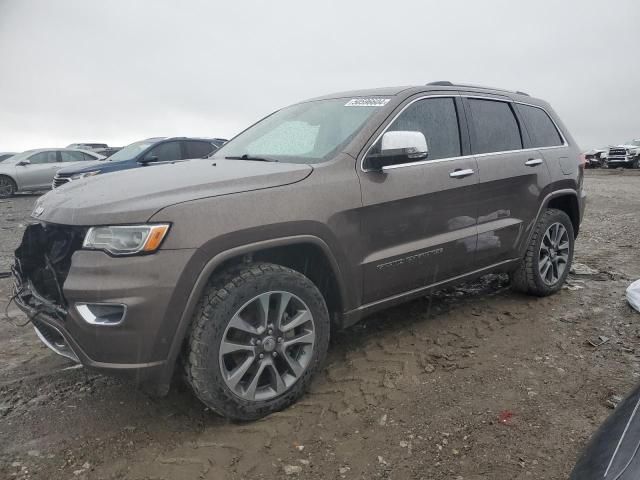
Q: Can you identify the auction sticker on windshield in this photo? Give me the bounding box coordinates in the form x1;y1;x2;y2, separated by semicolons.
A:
344;98;390;107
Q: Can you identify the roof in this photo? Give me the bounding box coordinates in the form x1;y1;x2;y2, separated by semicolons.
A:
302;82;540;104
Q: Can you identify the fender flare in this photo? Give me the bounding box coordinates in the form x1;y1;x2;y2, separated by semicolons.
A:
160;234;346;385
523;188;579;252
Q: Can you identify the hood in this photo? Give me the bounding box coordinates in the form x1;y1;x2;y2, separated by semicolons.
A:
35;159;313;225
57;159;105;174
613;144;640;151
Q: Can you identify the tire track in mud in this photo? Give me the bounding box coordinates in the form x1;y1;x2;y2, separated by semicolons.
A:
94;278;528;480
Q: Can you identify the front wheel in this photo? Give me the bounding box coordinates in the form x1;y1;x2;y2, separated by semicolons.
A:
510;208;575;296
0;175;16;198
183;263;330;421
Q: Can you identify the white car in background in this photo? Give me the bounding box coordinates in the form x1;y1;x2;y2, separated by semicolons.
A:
0;148;104;198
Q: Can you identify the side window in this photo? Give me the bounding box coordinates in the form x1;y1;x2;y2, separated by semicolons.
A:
517;104;563;148
60;151;87;162
468;99;522;154
185;141;215;158
28;151;57;164
82;152;97;161
371;97;461;161
146;141;181;162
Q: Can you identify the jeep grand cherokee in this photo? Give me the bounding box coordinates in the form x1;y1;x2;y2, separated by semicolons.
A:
13;82;585;420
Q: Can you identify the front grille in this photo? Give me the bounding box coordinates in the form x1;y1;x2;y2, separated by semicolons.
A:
608;148;628;157
52;173;71;188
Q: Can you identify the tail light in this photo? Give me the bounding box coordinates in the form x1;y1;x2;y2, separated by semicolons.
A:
578;153;587;168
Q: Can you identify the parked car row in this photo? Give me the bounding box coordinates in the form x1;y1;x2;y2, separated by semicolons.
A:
583;139;640;169
53;137;226;188
0;137;227;198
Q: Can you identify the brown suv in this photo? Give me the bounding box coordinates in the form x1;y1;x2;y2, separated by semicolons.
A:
13;82;585;420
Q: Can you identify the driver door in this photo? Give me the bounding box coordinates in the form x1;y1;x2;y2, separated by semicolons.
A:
356;96;479;303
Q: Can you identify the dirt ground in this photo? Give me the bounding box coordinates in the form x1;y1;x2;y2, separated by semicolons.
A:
1;170;639;480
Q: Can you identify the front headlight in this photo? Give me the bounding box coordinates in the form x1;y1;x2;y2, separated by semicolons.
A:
71;170;100;180
83;224;170;255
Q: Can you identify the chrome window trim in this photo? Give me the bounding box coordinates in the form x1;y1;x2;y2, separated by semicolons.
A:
360;93;568;173
464;95;568;150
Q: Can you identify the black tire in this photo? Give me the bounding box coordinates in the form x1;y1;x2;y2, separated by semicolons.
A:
183;262;330;421
510;208;575;296
632;158;639;169
0;175;16;198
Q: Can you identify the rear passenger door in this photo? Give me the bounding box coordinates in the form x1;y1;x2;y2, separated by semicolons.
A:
357;95;479;304
184;140;216;159
463;96;552;267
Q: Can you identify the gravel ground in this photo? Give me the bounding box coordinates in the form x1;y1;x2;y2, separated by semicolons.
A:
1;170;639;480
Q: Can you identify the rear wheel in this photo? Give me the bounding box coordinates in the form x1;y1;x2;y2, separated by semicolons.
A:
510;208;574;296
184;263;330;421
0;175;16;198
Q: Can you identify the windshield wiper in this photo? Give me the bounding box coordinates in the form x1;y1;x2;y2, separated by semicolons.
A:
224;154;278;162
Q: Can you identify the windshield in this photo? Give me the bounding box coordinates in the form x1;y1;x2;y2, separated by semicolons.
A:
214;98;387;164
106;140;158;162
626;140;640;146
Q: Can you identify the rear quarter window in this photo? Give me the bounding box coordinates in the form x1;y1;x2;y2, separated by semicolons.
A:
517;104;564;148
467;99;522;154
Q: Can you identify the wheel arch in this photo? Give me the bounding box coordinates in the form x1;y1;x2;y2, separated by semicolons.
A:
546;192;580;237
161;235;347;387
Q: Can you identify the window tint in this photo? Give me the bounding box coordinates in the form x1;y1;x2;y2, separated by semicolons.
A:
82;152;98;161
185;141;215;158
60;151;87;162
145;141;182;162
468;99;522;154
372;97;461;161
28;151;57;164
518;104;563;148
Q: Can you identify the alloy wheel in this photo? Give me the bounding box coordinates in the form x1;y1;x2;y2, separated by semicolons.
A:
219;291;316;402
538;222;570;285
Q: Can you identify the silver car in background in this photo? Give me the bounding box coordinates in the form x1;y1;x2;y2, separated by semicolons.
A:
0;148;104;197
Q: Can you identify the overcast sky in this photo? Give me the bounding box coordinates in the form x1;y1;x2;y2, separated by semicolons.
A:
0;0;638;152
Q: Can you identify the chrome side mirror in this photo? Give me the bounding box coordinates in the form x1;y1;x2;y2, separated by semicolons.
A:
366;131;428;170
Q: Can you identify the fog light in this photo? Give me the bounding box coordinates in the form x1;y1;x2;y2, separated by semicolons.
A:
76;303;126;325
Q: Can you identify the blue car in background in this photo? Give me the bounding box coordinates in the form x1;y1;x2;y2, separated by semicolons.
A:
52;136;226;188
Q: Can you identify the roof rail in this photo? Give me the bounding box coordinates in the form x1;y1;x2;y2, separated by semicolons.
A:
426;81;530;97
427;80;454;86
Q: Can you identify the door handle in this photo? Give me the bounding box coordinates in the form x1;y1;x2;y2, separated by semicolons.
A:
449;168;474;179
525;158;543;166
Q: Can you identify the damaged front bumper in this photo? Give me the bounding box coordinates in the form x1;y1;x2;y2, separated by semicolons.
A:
12;262;79;362
11;222;197;388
